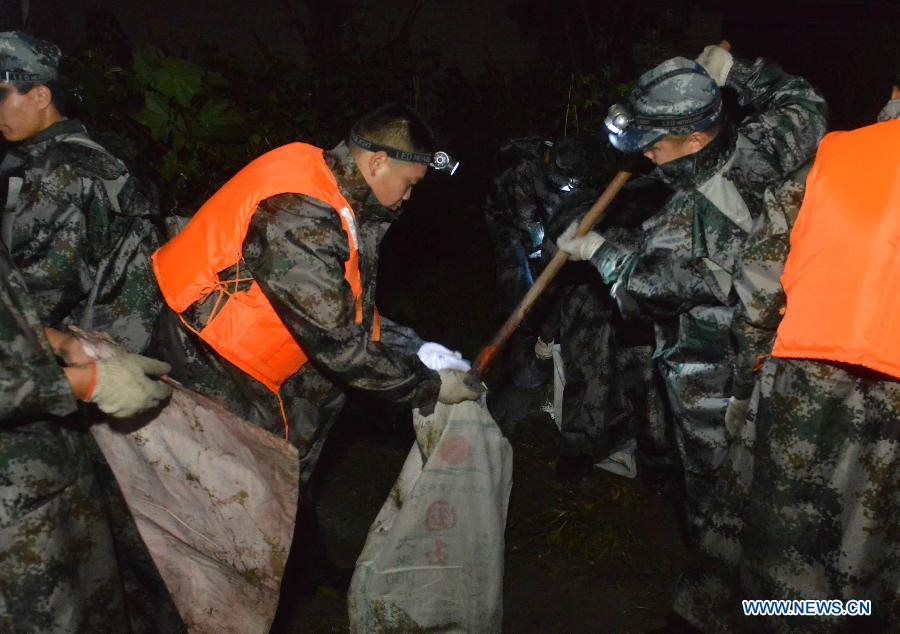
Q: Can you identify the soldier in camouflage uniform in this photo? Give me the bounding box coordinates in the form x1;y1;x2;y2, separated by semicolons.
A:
483;136;596;329
0;245;129;633
154;104;478;483
673;108;900;633
0;33;162;352
558;44;827;540
485;136;673;481
0;238;179;631
0;31;184;632
152;104;480;590
482;136;615;475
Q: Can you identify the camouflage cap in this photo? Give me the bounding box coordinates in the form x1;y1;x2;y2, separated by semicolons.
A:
545;137;587;191
0;31;60;83
549;137;587;177
605;57;722;153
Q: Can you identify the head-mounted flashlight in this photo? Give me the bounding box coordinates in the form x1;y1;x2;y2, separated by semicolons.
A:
350;128;459;175
430;150;459;175
605;103;634;137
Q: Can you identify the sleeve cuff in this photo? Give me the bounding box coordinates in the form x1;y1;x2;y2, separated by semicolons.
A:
590;240;631;285
725;57;755;95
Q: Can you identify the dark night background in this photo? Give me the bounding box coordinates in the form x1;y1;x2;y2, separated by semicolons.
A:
3;1;896;631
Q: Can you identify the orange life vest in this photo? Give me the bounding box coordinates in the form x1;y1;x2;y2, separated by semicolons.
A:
152;142;380;394
773;119;900;378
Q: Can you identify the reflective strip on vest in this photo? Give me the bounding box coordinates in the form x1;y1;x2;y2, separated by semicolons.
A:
773;119;900;378
152;143;379;392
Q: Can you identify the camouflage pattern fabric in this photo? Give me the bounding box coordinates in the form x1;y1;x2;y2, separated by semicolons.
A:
0;118;163;353
484;136;625;457
876;98;900;122
0;247;130;633
0;31;60;82
552;282;618;457
484;136;596;317
673;358;899;632
541;174;674;463
587;56;828;538
484;139;675;462
1;119;184;632
153;141;440;484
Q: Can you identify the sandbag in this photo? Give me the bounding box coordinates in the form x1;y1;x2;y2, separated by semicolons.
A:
348;399;513;633
551;342;564;429
75;329;299;634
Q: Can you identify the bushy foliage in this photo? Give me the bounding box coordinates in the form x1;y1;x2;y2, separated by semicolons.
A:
60;2;667;214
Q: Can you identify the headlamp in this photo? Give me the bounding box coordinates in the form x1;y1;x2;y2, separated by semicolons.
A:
430;150;459;175
605;103;633;136
350;128;459;175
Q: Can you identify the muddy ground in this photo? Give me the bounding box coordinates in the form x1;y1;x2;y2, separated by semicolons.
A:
269;396;686;633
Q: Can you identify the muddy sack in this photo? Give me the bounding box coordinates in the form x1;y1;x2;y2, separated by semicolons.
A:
348;399;513;633
74;329;299;634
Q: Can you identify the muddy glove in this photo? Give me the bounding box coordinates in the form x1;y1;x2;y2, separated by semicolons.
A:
534;337;554;360
87;354;173;418
556;219;605;262
437;369;482;404
695;44;734;87
724;396;750;438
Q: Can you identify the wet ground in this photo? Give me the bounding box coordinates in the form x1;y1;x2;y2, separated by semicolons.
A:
272;398;686;633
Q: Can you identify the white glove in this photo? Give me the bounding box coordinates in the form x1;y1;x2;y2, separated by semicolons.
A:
556;219;605;262
695;44;734;87
417;342;471;372
437;370;483;404
88;354;173;418
534;337;554;360
724;396;750;438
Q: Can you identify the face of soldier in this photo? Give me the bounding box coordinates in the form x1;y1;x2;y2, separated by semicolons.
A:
0;83;54;142
642;134;701;165
367;157;427;211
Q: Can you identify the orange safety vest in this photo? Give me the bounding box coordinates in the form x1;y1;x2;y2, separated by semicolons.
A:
152;142;380;394
773;119;900;378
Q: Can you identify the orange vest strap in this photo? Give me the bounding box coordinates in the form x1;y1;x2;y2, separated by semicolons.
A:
372;305;381;342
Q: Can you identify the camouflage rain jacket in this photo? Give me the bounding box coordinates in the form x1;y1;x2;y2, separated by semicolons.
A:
154;141;440;480
484;136;597;315
674;117;900;633
0;119;184;632
0;247;131;633
587;56;828;534
0;118;163;352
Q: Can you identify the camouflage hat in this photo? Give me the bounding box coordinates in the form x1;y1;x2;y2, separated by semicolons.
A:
545;137;587;191
0;31;60;83
605;57;722;153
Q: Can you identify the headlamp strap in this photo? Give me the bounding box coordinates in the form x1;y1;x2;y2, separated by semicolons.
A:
630;98;721;130
349;128;433;166
627;65;722;129
1;70;43;82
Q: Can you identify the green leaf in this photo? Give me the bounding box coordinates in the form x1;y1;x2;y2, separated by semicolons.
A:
189;98;246;141
131;91;174;142
131;47;158;91
152;56;206;107
160;149;181;183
